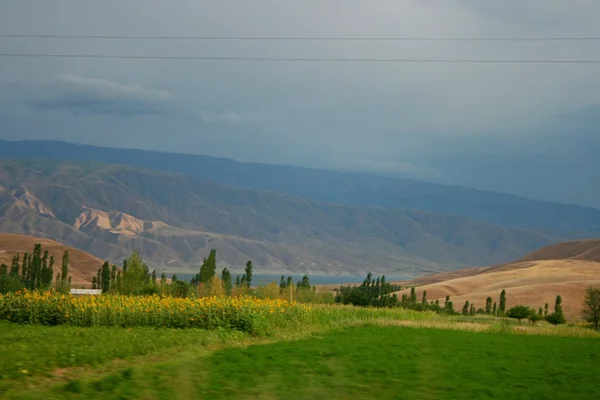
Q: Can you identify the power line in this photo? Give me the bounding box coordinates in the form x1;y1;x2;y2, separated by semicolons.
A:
1;53;600;63
2;34;600;41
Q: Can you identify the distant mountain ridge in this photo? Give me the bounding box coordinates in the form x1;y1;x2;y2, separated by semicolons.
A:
0;158;576;275
1;140;599;236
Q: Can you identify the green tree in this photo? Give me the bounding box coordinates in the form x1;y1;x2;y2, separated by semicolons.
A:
297;275;311;290
555;295;563;315
244;260;253;288
10;254;19;277
581;285;600;330
507;305;533;322
499;289;507;314
537;307;543;317
421;290;427;305
544;303;549;317
462;300;470;316
410;287;417;308
151;270;157;287
221;268;232;295
111;265;117;286
56;250;71;293
546;295;566;325
235;275;241;288
101;261;111;293
198;249;217;285
121;251;151;295
492;302;497;316
485;296;493;314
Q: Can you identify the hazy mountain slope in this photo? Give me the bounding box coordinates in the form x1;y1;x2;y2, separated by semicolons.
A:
0;233;104;285
0;158;575;275
1;140;599;235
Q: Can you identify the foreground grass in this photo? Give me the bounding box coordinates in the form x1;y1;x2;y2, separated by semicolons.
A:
1;305;599;399
4;325;598;399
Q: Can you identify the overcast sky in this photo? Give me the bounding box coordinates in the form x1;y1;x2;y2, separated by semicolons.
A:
1;0;599;207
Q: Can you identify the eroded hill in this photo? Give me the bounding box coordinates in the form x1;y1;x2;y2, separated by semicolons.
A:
0;158;578;274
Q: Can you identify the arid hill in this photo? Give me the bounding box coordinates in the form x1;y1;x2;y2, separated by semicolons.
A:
394;239;600;320
520;239;600;263
0;158;580;275
0;233;104;285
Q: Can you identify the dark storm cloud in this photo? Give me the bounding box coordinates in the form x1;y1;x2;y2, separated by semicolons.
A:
1;0;600;206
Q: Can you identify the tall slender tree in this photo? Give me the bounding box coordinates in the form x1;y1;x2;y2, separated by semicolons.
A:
244;260;253;288
101;261;111;293
499;289;507;314
485;297;493;314
462;300;470;315
221;268;232;295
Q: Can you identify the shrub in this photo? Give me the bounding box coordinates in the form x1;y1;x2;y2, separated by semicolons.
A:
507;305;533;322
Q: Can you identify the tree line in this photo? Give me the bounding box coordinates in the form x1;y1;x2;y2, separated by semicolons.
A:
0;244;72;294
89;248;332;303
332;272;600;330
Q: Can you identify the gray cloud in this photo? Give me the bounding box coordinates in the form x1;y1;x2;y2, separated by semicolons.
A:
1;0;600;206
28;74;175;116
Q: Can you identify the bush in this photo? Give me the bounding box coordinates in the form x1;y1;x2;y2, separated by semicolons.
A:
507;305;534;322
546;312;566;325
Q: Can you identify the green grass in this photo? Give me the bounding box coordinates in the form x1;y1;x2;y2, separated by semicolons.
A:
2;323;599;399
0;321;245;380
1;304;599;399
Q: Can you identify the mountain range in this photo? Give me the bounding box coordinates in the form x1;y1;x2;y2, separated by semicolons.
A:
0;156;581;276
1;140;600;235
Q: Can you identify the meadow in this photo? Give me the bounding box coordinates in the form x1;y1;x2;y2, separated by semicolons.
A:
1;290;599;399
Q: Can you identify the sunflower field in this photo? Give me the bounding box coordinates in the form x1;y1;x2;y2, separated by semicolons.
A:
0;290;311;334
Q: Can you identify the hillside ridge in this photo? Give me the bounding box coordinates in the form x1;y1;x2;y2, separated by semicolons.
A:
1;140;599;235
0;157;577;275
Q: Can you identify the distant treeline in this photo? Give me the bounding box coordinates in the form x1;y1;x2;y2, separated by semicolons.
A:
0;244;72;294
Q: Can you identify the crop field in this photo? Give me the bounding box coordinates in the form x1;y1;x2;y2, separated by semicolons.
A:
1;292;599;399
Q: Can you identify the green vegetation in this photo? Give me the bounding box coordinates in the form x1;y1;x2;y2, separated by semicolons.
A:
0;245;71;294
1;324;599;399
581;285;600;330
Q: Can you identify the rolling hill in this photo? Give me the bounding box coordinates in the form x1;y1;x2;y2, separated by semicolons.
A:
1;140;600;236
0;158;577;275
0;233;104;285
394;239;600;320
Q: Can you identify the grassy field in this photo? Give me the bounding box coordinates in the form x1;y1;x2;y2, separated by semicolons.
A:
1;316;599;399
1;292;599;399
1;323;598;399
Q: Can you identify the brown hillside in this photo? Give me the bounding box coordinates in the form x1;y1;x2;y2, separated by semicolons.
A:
519;239;600;263
394;259;600;321
398;239;600;287
0;233;104;285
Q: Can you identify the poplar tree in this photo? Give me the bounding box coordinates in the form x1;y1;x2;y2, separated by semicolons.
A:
101;262;111;293
221;268;232;295
485;297;493;314
499;289;507;314
462;300;470;315
244;260;253;288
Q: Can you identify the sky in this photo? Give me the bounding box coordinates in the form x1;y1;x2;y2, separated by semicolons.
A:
0;0;599;208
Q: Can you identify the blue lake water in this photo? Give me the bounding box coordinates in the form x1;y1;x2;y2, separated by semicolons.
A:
175;273;412;286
